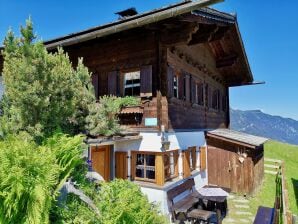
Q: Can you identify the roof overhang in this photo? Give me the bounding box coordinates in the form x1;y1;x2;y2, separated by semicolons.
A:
44;0;223;50
85;134;142;146
206;129;268;149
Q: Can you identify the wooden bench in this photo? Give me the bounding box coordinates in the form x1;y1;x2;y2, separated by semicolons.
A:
167;178;200;222
253;206;275;224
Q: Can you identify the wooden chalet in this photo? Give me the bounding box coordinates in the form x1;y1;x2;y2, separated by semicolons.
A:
0;0;265;217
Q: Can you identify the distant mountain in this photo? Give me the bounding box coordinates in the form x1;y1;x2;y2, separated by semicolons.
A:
230;109;298;145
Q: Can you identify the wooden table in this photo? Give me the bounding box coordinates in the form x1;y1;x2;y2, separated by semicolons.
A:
188;209;216;224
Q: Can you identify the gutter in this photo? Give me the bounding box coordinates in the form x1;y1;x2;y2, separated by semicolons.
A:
45;0;223;49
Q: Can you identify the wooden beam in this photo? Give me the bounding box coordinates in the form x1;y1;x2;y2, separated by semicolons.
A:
188;24;217;45
161;23;198;46
216;53;238;68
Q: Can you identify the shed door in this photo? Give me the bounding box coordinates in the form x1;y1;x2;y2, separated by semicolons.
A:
207;146;252;194
115;152;127;179
91;145;111;181
207;146;232;190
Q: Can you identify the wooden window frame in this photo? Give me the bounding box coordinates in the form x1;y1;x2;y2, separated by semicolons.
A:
133;152;156;183
212;89;220;110
222;95;227;112
173;75;179;98
164;150;179;182
196;82;204;106
131;150;179;186
122;69;141;97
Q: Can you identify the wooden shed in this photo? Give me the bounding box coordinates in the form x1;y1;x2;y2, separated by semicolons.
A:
205;129;268;195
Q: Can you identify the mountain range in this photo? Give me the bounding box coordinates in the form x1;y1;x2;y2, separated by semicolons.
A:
230;109;298;145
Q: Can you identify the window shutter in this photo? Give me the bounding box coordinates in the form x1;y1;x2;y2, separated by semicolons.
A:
190;147;197;170
208;86;212;108
108;70;118;95
140;65;152;97
185;74;190;102
200;146;207;171
167;66;174;98
183;149;191;178
91;73;99;99
173;150;179;177
131;152;136;180
115;152;128;179
191;77;196;104
178;72;185;100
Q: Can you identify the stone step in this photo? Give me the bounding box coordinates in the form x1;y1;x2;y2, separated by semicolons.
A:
239;218;250;223
235;211;253;216
223;218;236;223
232;199;249;204
264;158;282;164
228;194;235;199
264;164;280;169
265;170;278;175
235;204;250;209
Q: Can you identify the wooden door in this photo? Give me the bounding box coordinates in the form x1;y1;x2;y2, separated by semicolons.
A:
115;152;127;179
207;146;232;190
91;145;110;181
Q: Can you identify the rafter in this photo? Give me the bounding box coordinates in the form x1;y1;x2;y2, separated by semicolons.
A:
216;53;238;68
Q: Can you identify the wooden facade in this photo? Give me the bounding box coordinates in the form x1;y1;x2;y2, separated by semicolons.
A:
206;135;265;195
0;5;253;133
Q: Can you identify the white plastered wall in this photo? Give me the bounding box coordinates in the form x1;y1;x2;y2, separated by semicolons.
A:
113;131;208;215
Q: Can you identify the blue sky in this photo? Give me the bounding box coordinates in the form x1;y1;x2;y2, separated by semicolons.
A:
0;0;297;120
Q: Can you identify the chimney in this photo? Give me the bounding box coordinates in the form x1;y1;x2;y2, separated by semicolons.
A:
115;7;138;20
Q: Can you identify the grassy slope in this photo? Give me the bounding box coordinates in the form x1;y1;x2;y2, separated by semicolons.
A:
264;141;298;215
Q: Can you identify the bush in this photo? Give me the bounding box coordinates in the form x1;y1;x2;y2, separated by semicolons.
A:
0;18;95;140
86;96;140;136
55;179;168;224
0;133;84;223
96;179;167;224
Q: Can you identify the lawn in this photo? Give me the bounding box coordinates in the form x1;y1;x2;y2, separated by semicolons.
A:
223;140;298;223
264;141;298;215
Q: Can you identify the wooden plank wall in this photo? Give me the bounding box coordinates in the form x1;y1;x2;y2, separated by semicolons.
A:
63;28;160;130
165;48;228;130
59;27;229;131
206;138;263;195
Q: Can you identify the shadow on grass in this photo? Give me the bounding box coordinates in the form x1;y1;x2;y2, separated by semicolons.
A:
292;178;298;210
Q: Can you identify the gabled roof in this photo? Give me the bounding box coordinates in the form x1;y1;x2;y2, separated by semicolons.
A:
0;0;254;85
206;129;268;148
44;0;222;49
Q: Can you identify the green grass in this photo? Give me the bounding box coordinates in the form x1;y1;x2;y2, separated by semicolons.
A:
264;140;298;215
223;140;298;223
248;174;277;213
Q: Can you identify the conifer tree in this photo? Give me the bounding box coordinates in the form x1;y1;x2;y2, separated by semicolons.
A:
0;18;95;139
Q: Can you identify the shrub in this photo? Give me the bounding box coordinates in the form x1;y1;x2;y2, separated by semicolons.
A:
0;133;84;223
0;18;95;140
55;179;168;224
86;96;140;136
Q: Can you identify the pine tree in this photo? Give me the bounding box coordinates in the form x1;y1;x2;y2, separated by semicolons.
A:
0;18;95;140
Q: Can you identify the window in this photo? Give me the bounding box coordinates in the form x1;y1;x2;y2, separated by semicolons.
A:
196;83;204;106
124;71;140;96
212;89;220;110
135;153;156;181
222;95;227;112
164;151;178;181
132;150;178;185
173;75;178;98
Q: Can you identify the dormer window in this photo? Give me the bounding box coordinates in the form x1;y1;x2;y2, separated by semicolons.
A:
124;71;140;96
